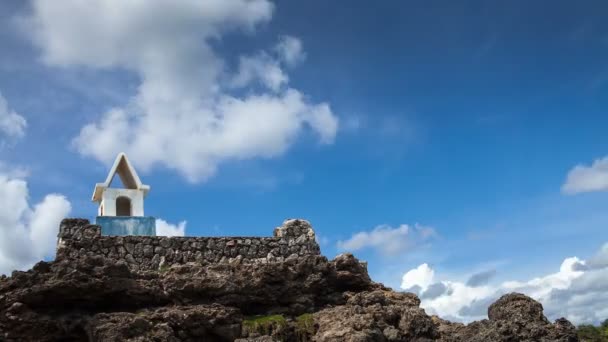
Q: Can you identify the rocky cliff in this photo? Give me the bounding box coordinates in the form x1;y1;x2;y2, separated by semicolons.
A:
0;219;577;341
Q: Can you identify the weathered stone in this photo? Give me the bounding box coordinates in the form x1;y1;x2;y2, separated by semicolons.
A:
125;254;137;264
173;251;182;262
44;216;518;342
124;243;134;254
267;252;275;262
150;254;160;269
285;253;299;262
143;245;153;257
204;250;215;261
159;239;171;248
133;243;144;257
295;234;307;244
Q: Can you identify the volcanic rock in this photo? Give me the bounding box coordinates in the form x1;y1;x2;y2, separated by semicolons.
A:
0;251;577;341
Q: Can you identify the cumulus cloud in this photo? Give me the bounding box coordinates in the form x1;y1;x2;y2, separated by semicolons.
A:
0;92;26;139
545;267;608;324
585;243;608;269
401;246;608;325
275;35;305;67
421;282;451;300
0;170;71;275
230;52;288;92
562;156;608;194
402;263;435;291
21;0;339;182
338;224;436;256
155;219;187;237
466;269;497;287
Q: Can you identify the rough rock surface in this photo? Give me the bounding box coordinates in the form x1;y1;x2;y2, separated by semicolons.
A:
0;220;577;341
57;218;320;271
431;293;577;342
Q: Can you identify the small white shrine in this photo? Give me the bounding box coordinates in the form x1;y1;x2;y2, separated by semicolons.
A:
92;153;156;236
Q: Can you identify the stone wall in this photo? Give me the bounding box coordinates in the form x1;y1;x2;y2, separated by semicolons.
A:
56;218;321;271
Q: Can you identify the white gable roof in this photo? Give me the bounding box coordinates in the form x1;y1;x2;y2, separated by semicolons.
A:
92;152;150;202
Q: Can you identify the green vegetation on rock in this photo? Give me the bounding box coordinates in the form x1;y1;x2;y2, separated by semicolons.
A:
577;319;608;342
295;313;315;340
242;314;287;336
158;263;170;273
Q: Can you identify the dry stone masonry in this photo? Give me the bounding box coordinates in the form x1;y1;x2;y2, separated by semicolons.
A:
56;218;321;271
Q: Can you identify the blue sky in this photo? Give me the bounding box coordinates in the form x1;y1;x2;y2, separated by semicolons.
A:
1;0;608;324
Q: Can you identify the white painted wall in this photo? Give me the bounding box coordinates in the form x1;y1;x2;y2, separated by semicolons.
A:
99;188;145;217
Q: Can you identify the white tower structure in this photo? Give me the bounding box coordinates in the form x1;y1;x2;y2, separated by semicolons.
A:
92;153;150;217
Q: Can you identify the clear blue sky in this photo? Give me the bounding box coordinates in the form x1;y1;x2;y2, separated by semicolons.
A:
0;0;607;323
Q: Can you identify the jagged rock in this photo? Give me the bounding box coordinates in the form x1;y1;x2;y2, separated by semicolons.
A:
331;253;372;291
88;305;242;341
433;293;578;342
314;290;438;342
0;246;577;341
488;292;548;323
235;337;275;342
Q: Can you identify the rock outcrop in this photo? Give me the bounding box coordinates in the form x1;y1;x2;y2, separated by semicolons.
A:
0;220;577;341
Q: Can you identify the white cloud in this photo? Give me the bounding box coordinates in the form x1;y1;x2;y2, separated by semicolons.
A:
0;170;71;275
156;219;186;237
585;243;608;269
401;263;435;291
0;92;26;139
562;156;608;194
466;269;497;287
337;223;436;256
275;35;305;67
22;0;339;182
0;162;28;179
400;246;608;325
229;36;304;91
230;52;288;92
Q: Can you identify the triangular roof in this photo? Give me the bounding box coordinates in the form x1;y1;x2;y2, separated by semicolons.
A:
92;152;150;202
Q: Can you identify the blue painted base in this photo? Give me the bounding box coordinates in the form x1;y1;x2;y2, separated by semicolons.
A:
96;216;156;236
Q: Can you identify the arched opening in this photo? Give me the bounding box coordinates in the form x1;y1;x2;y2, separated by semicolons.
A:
116;196;132;216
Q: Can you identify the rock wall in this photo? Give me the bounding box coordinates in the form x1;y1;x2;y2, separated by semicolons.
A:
56;218;321;271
